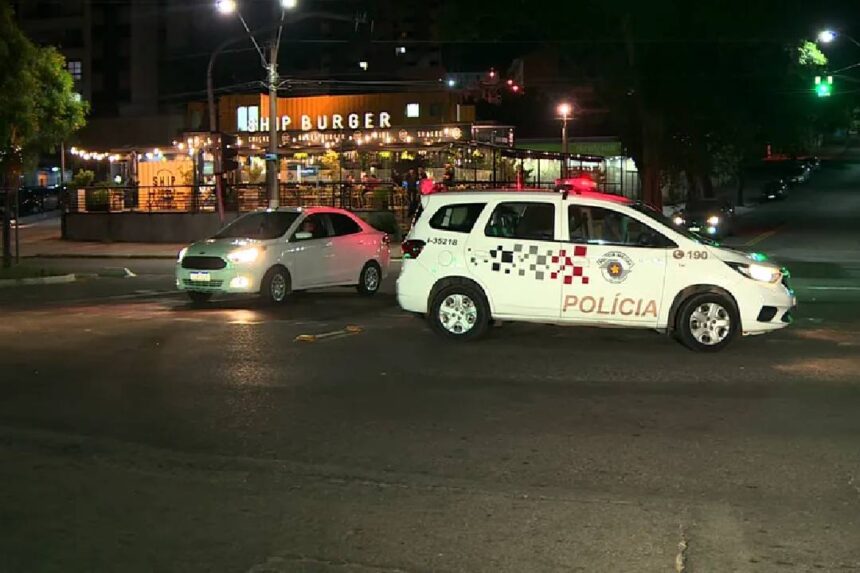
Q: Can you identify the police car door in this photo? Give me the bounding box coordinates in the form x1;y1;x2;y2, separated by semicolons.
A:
467;199;562;318
560;202;671;326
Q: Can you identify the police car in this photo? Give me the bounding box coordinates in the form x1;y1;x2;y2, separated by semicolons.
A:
396;189;795;351
176;207;390;304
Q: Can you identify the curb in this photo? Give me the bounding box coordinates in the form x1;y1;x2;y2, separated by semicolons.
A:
24;254;177;260
0;273;77;288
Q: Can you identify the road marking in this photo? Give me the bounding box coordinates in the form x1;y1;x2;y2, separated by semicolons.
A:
743;227;781;247
803;286;860;291
295;325;362;343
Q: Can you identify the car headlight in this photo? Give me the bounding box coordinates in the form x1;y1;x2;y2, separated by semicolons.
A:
707;215;720;225
673;216;685;226
177;247;188;262
227;247;260;264
728;262;781;283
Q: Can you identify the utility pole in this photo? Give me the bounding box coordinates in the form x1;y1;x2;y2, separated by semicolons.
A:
267;42;280;208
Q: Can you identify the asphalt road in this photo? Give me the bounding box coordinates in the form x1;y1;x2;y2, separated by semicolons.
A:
1;164;860;572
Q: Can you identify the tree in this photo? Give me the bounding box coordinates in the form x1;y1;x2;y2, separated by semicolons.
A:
440;0;822;207
0;1;87;187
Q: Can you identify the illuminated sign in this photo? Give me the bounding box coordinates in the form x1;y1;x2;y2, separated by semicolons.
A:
238;108;392;133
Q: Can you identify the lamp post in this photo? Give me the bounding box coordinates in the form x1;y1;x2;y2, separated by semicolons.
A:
557;102;572;178
215;0;297;209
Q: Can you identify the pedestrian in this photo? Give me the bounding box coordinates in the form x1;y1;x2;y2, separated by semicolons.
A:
405;168;419;219
442;163;455;188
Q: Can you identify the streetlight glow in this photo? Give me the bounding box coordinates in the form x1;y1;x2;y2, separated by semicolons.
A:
818;29;837;43
280;0;297;9
557;102;572;118
215;0;236;14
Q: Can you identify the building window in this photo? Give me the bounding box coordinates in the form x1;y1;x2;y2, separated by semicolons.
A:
406;103;420;118
237;105;259;132
67;59;82;81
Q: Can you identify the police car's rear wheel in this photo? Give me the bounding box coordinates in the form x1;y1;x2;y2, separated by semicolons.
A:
677;293;739;352
429;283;489;341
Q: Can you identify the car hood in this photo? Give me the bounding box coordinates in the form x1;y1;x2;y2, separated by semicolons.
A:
185;237;263;257
707;245;779;267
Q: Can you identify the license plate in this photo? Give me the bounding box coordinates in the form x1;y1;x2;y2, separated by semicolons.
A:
189;272;210;282
689;226;700;232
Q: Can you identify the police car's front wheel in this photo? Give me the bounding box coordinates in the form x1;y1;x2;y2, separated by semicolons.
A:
429;282;490;341
676;293;739;352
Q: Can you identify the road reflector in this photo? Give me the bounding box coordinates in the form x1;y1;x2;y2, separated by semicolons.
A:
295;325;363;343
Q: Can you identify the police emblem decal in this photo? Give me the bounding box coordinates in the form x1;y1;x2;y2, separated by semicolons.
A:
597;251;634;283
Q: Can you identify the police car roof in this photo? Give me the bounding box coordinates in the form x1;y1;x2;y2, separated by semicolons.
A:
427;188;633;205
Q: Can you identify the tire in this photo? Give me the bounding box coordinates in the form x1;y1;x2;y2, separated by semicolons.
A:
427;280;490;341
260;266;290;304
356;261;382;296
675;292;740;352
187;291;212;304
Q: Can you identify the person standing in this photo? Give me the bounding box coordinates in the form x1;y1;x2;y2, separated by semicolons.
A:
405;168;419;219
442;163;455;188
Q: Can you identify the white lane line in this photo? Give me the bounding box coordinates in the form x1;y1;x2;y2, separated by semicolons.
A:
802;286;860;291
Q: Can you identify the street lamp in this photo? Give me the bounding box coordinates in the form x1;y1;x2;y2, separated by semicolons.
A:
818;29;837;43
817;28;860;48
557;103;572;177
216;0;236;14
216;0;298;209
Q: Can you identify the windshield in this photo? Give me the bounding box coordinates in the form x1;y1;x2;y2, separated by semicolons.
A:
629;202;716;245
213;211;300;240
685;199;721;213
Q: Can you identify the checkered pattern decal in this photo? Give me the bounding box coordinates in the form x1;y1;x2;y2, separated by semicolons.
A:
469;244;589;284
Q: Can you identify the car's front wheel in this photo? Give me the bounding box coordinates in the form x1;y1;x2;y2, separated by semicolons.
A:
261;266;290;304
428;281;490;341
356;261;382;296
187;291;212;304
676;293;739;352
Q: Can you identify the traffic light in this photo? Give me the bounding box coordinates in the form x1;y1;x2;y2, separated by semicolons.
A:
219;133;240;173
815;75;833;97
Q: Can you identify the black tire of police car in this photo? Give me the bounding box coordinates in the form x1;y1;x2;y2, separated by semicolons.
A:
675;291;740;352
428;279;490;341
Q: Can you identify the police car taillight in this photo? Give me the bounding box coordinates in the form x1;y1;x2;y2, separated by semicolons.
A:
401;239;425;259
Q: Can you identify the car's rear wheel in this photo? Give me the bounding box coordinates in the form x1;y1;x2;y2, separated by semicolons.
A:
428;281;490;341
187;291;212;304
261;266;290;304
676;293;739;352
356;261;382;296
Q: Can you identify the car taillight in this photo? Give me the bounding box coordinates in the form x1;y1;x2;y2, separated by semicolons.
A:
401;239;425;260
382;233;391;246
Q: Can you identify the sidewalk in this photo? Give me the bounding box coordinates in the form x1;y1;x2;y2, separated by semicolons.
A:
17;217;404;259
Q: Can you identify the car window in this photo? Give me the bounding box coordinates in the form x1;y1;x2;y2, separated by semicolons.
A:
329;213;362;236
429;203;485;233
568;205;674;248
293;213;331;240
213;211;299;240
485;202;555;241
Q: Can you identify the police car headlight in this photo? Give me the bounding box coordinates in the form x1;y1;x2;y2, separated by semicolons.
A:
707;215;720;225
228;247;260;264
673;216;685;226
728;262;781;284
177;247;188;262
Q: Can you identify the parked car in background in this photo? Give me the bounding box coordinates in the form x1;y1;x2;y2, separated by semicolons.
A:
176;207;391;304
761;179;789;201
672;198;735;240
784;163;811;184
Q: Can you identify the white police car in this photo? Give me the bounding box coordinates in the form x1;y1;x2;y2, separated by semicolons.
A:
177;207;390;304
396;189;795;351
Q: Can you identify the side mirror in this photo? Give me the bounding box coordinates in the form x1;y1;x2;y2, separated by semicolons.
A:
293;231;313;241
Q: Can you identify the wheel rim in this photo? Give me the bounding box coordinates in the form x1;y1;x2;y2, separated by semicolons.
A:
689;302;731;346
271;273;287;301
364;266;380;291
438;293;478;335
